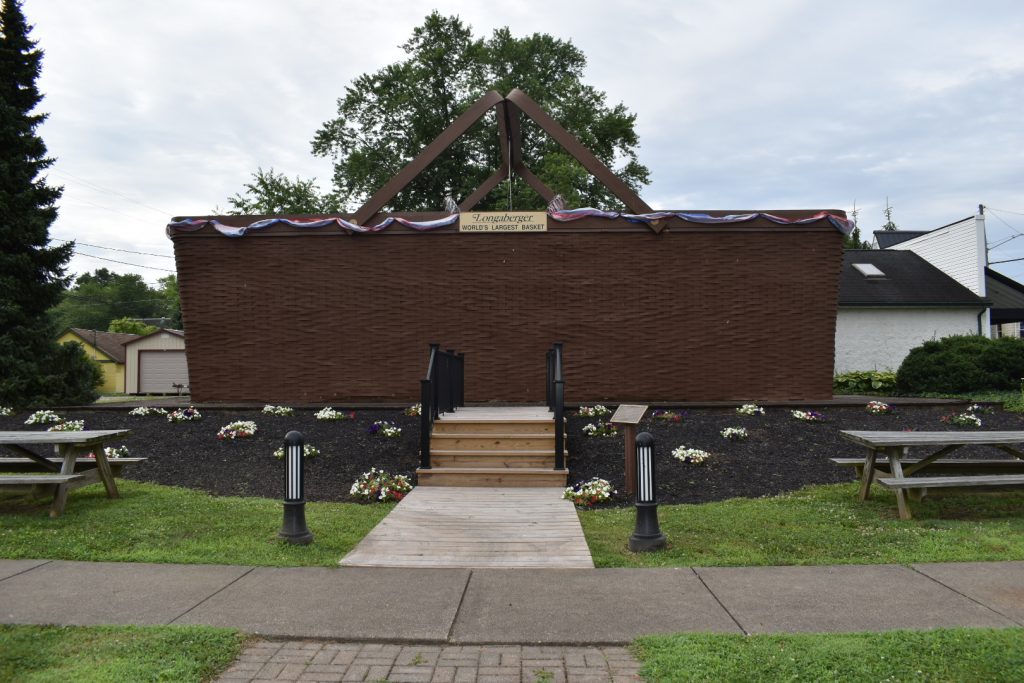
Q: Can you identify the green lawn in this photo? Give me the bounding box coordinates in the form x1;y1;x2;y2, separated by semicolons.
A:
580;483;1024;567
0;480;390;566
0;624;245;683
635;628;1024;682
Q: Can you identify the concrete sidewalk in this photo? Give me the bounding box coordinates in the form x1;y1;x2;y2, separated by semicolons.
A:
1;559;1022;643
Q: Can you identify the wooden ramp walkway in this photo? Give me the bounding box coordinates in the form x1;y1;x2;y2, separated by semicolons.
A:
339;487;593;568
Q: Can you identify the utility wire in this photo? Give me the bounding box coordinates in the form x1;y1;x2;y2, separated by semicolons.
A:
51;238;174;259
72;250;176;272
52;168;172;216
61;195;162;224
987;207;1024;217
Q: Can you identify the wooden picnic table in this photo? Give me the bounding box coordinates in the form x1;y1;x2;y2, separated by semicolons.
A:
0;430;130;517
839;430;1024;520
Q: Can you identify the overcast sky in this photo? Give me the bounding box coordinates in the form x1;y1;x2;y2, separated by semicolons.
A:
22;0;1024;284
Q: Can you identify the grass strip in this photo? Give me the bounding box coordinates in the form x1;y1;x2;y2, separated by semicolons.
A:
579;483;1024;567
0;480;391;566
0;624;245;682
634;628;1024;682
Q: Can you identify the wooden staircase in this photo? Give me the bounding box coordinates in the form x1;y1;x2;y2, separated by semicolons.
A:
416;406;568;487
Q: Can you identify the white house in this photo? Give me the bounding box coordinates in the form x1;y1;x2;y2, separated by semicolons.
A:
873;214;990;332
835;250;988;374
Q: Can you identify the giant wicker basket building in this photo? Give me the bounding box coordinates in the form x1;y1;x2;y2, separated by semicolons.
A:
169;91;849;404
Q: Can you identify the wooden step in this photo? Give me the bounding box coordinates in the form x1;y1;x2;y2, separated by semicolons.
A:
416;467;569;487
433;420;555;435
430;433;555;450
431;450;555;468
878;474;1024;490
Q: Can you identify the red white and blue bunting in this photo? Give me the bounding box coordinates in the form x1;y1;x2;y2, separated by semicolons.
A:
547;208;854;235
166;213;460;238
167;207;853;237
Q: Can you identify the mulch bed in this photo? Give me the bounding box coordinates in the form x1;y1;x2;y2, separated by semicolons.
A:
2;403;1021;506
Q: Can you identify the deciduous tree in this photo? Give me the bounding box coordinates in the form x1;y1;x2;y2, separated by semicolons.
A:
227;167;339;215
230;13;650;215
50;268;168;332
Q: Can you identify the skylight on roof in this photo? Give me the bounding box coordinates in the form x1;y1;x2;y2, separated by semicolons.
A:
853;263;886;278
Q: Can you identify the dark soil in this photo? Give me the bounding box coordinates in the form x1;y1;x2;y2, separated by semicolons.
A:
3;404;1021;506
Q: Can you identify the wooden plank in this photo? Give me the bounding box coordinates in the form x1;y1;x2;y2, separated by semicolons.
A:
352;90;504;225
505;89;654;217
339;487;593;569
878;475;1024;489
840;430;1024;448
0;474;84;485
0;430;130;446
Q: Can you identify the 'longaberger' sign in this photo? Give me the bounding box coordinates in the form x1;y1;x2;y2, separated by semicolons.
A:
459;211;547;232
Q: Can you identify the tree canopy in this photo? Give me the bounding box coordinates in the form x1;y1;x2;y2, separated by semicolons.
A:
0;0;99;407
227;167;339;215
231;12;650;215
50;269;180;332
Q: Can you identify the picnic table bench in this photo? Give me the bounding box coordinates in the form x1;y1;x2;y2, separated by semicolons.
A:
838;430;1024;520
0;430;131;517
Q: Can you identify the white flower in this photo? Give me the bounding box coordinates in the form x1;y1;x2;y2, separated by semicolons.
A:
672;446;711;464
47;419;85;432
217;420;258;440
0;406;12;416
350;468;412;502
865;401;892;415
25;410;62;425
563;478;615;506
790;410;825;422
104;445;130;459
315;406;353;421
578;405;611;417
721;426;748;440
129;406;167;416
369;420;402;437
168;407;202;422
273;444;320;459
736;404;764;416
261;404;294;416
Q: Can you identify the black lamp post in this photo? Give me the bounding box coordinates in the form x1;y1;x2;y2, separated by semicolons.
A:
278;430;313;545
629;431;666;552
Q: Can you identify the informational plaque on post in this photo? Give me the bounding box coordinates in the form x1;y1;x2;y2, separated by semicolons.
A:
610;404;648;425
609;404;648;496
459;211;547;232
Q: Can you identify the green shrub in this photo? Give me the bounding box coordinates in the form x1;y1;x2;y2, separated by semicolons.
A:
896;335;1024;394
833;370;897;394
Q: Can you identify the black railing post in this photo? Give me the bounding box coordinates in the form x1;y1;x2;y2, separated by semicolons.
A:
551;342;565;470
554;379;565;470
278;430;313;545
429;343;440;421
420;378;432;469
456;352;465;408
546;349;553;409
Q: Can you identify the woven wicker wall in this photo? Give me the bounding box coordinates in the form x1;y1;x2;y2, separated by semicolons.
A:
172;225;843;403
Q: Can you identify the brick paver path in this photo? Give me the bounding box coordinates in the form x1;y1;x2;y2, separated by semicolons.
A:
215;640;643;682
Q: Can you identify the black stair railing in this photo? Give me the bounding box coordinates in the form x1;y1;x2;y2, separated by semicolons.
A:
546;342;565;470
419;343;465;470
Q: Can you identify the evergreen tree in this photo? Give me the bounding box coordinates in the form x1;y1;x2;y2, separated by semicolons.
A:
881;197;899;231
843;203;872;249
0;0;98;407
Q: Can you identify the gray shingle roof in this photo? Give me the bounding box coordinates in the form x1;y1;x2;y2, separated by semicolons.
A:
873;230;930;248
839;251;988;307
66;328;139;363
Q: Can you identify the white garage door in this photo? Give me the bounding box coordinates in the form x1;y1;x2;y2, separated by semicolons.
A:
139;351;189;394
